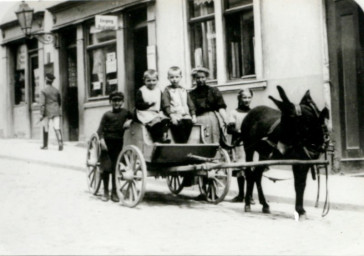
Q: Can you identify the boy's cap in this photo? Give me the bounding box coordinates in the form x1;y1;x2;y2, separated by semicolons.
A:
109;91;124;101
191;67;210;76
45;73;55;80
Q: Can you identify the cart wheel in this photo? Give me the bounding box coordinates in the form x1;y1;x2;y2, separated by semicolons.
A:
166;174;185;194
198;148;231;204
86;133;102;195
115;145;147;208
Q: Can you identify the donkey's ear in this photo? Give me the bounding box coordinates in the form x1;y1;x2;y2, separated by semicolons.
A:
320;107;330;120
277;85;291;103
269;96;284;110
300;90;313;105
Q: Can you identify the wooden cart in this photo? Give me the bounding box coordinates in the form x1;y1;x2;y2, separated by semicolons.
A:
86;122;330;216
86;122;232;207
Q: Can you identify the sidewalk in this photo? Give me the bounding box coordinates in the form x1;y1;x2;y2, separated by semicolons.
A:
0;138;86;171
0;138;363;209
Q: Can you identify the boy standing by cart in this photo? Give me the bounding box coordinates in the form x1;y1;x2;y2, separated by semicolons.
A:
97;91;133;202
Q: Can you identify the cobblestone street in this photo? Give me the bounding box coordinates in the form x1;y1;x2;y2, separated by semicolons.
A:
0;152;363;255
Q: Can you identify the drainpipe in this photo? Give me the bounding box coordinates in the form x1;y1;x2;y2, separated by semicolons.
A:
319;0;340;173
319;0;331;126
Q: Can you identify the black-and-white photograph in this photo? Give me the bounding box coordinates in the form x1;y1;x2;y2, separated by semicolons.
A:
0;0;363;254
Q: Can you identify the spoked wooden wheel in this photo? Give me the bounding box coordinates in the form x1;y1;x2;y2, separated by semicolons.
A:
86;133;102;195
166;174;185;194
115;145;147;208
198;148;231;204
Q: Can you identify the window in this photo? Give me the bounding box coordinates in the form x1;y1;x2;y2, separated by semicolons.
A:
224;0;255;80
188;0;217;80
86;23;117;98
187;0;258;83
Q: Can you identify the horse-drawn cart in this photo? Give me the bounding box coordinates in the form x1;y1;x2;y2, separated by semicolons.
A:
86;122;232;207
86;86;332;220
86;121;330;216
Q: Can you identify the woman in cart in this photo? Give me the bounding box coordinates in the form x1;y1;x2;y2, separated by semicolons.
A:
189;67;229;143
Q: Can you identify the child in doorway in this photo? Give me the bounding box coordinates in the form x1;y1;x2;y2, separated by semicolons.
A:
136;69;170;143
162;66;197;143
97;91;133;202
227;89;255;203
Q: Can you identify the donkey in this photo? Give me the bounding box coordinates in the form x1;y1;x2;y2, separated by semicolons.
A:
240;86;330;220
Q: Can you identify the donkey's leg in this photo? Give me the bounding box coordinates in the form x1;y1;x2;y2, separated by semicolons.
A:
292;165;309;218
244;150;255;212
255;167;270;213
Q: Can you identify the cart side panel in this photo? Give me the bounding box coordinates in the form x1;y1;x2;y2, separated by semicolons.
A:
123;122;154;161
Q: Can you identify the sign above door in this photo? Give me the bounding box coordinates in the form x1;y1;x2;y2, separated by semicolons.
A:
95;15;118;31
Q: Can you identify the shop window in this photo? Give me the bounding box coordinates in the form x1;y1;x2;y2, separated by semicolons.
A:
224;0;255;79
86;23;117;98
188;0;217;80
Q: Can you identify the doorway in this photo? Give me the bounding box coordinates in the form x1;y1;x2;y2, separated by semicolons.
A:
29;51;40;139
60;27;79;141
326;0;364;167
66;47;79;141
125;7;148;108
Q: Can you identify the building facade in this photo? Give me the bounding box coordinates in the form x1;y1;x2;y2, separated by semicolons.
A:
0;0;362;172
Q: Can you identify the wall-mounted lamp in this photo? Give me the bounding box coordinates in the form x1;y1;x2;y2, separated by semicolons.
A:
15;1;58;47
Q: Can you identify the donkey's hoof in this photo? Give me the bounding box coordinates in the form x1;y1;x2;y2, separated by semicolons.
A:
262;206;270;214
244;205;251;212
294;211;307;221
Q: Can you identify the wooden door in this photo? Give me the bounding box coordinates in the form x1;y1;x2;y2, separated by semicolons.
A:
327;0;364;159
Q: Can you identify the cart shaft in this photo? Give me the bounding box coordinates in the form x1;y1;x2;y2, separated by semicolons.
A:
166;157;329;173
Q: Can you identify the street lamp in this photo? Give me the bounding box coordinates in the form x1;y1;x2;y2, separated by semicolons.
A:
15;1;57;46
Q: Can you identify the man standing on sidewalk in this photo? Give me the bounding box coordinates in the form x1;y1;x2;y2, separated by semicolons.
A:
39;73;63;151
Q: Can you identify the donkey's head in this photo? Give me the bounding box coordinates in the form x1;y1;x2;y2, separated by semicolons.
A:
269;86;330;159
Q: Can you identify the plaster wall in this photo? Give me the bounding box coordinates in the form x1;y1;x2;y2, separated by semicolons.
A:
156;0;190;90
0;46;6;138
256;0;325;110
83;105;112;140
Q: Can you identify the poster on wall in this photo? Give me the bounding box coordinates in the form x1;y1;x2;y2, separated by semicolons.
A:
106;52;117;74
16;44;26;70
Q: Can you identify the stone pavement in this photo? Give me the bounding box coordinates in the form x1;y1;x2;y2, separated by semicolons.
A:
0;138;363;209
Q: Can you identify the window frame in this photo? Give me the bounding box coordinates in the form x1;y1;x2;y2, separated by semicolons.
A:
223;1;256;81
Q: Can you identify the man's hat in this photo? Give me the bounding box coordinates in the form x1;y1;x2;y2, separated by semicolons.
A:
45;73;55;81
109;91;124;101
191;67;210;77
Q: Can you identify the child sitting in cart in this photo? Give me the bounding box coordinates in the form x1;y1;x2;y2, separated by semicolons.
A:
227;89;255;204
97;91;133;202
162;66;197;143
136;69;171;143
